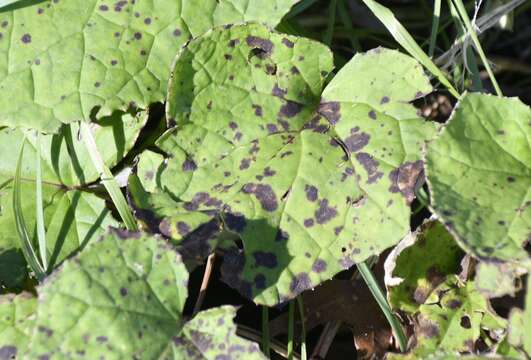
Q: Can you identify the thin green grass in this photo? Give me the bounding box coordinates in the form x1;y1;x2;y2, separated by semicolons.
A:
35;132;48;271
80;122;138;231
357;261;407;352
361;0;460;98
13;140;46;281
451;0;502;96
428;0;442;57
323;0;338;46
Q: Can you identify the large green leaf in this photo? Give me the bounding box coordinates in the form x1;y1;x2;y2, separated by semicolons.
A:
426;93;531;263
384;220;463;313
130;23;437;305
0;0;299;132
0;292;36;359
28;229;264;359
0;112;145;287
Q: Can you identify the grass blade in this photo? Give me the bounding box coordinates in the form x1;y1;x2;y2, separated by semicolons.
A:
287;301;295;360
361;0;460;98
451;0;503;96
428;0;442;57
13;140;46;281
323;0;338;46
262;306;270;357
34;132;48;271
357;261;407;351
338;0;361;52
296;297;307;360
79;122;138;231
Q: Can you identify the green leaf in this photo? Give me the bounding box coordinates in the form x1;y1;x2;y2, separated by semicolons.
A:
173;306;265;359
0;112;145;286
426;93;531;264
475;262;527;299
134;23;437;305
28;229;264;359
411;276;506;356
0;292;36;358
508;279;531;356
0;0;299;133
384;220;463;313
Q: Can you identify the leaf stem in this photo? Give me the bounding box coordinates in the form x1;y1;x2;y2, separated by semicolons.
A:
357;261;407;351
451;0;503;96
262;306;270;357
79;122;138;231
296;297;307;360
288;301;295;360
35;132;48;271
192;253;216;315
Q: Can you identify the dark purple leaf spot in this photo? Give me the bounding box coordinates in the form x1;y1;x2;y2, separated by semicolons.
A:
281;37;294;48
99;4;109;11
279;100;302;118
344;131;370;152
272;84;287;98
253;251;278;268
182;158;197;172
228;39;240;47
460;315;471;329
144;18;152;25
304;218;314;228
120;287;128;296
312;259;327;273
224;212;246;232
177;221;190;236
252;104;263;117
21;33;31;44
239;158;251;170
224;53;233;60
0;346;17;359
380;96;390;104
254;274;266;289
368;110;377;120
242;183;278;211
304;184;318;202
290;273;311;294
246;36;274;58
173;29;181;37
134;32;142;40
356;153;384;184
315;199;337;224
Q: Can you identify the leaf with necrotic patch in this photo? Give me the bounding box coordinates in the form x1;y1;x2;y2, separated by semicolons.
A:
130;23;437;305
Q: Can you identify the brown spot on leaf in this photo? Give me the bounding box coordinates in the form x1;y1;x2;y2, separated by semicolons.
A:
319;102;341;124
388;160;424;203
246;36;274;58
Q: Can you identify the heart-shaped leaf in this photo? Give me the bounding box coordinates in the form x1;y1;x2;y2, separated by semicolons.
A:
0;0;299;132
28;229;264;359
426;93;531;264
130;23;437;305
